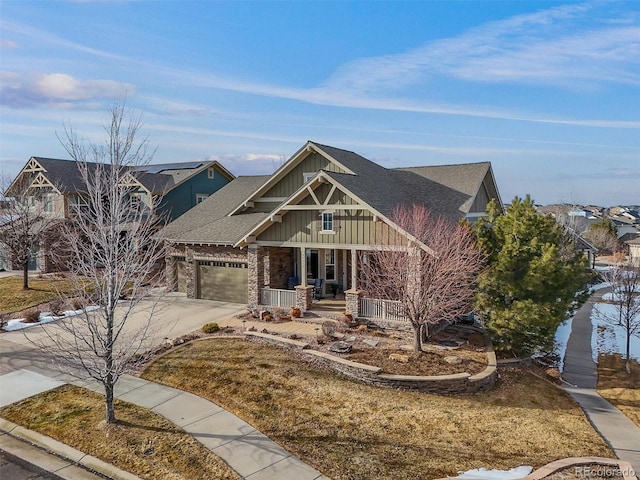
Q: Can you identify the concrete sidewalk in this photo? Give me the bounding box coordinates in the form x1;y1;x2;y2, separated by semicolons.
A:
0;304;331;480
562;288;640;473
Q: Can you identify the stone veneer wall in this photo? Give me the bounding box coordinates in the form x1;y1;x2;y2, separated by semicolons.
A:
247;246;264;308
245;331;498;394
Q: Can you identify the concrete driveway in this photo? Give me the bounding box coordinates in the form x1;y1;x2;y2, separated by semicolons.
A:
0;292;247;376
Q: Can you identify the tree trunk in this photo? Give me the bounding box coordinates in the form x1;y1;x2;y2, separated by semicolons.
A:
413;325;422;352
104;378;116;424
22;260;29;290
626;333;631;375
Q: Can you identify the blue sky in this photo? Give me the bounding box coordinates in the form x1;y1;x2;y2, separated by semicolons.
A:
1;0;638;206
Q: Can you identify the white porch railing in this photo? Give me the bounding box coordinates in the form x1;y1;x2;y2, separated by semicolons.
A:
359;297;408;323
260;288;296;308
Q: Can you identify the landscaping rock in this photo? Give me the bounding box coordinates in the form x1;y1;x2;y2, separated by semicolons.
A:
330;332;346;339
444;355;462;365
389;353;409;363
399;344;414;351
363;339;379;347
389;333;404;340
329;341;352;354
346;336;357;342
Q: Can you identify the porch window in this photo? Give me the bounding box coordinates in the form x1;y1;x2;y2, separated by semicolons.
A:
325;249;336;281
321;212;334;232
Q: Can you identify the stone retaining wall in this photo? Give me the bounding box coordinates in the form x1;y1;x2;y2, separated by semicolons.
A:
245;331;497;394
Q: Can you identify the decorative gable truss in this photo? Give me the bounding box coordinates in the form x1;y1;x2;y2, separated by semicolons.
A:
237;171;411;251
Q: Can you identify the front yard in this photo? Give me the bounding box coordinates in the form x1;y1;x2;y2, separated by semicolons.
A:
141;337;612;479
597;353;640;428
0;384;239;480
0;276;75;315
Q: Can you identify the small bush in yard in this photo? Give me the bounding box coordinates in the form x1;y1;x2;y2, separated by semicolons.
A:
23;308;41;323
49;298;65;316
71;298;84;310
202;322;220;334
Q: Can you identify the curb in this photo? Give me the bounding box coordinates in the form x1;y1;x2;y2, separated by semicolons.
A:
0;417;141;480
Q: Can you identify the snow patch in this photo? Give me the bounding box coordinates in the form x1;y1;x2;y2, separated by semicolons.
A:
554;317;573;372
590;303;640;363
2;305;101;332
458;466;533;479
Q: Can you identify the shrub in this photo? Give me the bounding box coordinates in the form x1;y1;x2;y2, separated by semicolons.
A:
71;298;84;310
24;308;41;323
322;320;336;337
202;322;220;334
49;298;65;316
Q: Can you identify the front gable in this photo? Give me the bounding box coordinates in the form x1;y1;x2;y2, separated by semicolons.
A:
241;172;407;249
231;142;354;216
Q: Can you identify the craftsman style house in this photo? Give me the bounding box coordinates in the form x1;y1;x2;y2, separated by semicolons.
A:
161;141;502;320
3;157;233;272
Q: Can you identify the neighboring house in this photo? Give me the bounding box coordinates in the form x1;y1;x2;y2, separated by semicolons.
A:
626;237;640;267
4;156;233;272
161;141;502;321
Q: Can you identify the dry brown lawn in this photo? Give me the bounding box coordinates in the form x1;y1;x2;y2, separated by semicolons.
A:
142;338;612;480
0;385;239;480
597;353;640;427
0;277;75;314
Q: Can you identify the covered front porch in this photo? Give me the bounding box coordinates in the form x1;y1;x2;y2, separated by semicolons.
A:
249;245;408;325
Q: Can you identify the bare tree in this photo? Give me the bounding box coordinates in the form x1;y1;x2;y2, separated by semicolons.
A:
599;262;640;373
360;205;485;352
37;101;166;424
0;174;58;289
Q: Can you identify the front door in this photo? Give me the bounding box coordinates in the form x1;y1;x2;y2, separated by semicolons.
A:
306;249;319;284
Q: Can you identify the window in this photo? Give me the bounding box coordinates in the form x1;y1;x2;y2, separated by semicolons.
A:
208;167;216;179
303;172;315;183
69;196;88;215
130;194;141;210
196;194;209;204
43;193;54;213
321;212;334;232
325;249;335;281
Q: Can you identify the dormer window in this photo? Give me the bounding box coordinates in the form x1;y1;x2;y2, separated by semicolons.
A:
208;167;216;179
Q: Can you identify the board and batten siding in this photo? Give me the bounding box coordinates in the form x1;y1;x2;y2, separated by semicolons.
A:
262;152;347;198
257;209;406;247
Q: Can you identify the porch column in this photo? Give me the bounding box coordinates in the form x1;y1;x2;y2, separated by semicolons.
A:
345;289;362;318
342;249;347;292
300;247;307;286
351;248;357;291
247;245;265;308
295;285;313;312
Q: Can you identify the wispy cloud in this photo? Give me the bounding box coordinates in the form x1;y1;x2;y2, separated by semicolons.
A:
322;2;640;92
0;72;134;108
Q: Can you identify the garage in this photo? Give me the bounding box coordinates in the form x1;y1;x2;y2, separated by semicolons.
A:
176;257;187;293
197;260;248;303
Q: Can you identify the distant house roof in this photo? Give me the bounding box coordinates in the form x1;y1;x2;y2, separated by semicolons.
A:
10;157;232;197
159;176;270;245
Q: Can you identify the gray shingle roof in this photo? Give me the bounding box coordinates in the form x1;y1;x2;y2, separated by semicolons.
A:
159;176;270;244
163;143;498;244
310;142;386;176
30;157;207;195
